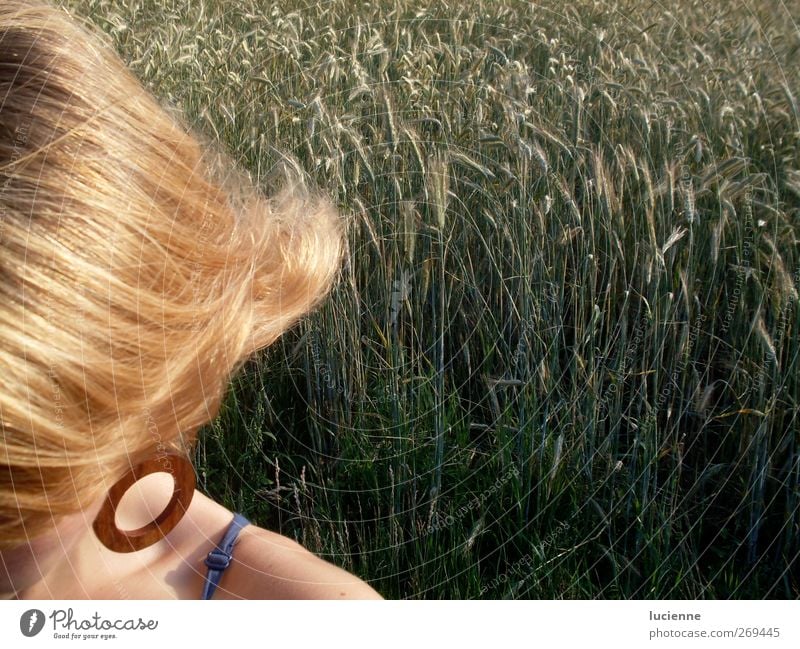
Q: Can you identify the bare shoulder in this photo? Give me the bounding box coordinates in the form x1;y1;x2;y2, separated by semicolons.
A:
221;524;384;600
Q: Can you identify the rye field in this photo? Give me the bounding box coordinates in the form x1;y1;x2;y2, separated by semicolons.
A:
64;0;800;598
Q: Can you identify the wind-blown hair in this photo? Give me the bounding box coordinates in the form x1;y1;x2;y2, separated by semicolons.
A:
0;1;345;548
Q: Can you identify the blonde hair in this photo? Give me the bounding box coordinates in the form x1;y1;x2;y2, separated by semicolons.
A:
0;0;345;548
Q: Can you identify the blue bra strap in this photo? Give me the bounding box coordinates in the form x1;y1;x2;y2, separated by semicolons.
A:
201;512;251;600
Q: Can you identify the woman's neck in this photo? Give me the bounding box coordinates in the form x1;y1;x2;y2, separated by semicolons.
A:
14;482;236;599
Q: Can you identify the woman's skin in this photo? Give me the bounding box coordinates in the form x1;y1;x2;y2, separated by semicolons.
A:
0;473;382;600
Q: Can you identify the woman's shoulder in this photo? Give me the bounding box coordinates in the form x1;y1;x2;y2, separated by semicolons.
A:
126;486;382;600
219;523;384;600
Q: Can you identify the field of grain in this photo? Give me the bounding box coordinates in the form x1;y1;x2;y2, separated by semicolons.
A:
64;0;800;598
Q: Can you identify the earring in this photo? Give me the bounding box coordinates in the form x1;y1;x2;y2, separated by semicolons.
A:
92;452;196;553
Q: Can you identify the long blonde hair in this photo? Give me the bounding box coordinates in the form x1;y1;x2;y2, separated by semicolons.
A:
0;0;345;548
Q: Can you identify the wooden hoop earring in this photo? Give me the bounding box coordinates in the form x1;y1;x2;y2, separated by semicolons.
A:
92;452;196;553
